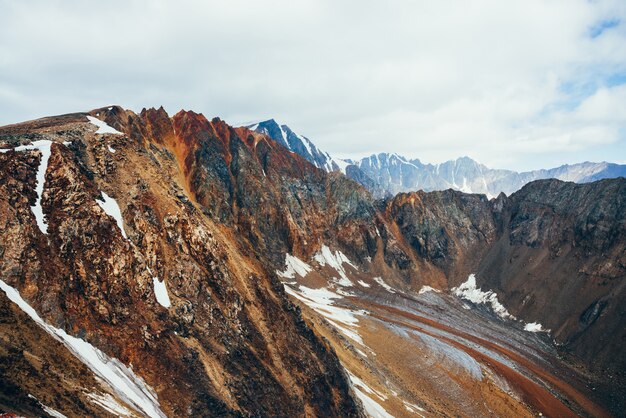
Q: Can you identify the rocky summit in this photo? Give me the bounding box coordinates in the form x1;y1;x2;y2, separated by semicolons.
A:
0;106;624;418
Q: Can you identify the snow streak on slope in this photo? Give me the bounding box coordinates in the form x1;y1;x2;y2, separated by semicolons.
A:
87;116;123;135
452;274;515;320
0;279;166;418
403;401;425;415
524;322;549;333
347;372;394;418
313;245;357;286
96;191;128;239
28;394;67;418
0;140;53;234
453;275;552;333
276;253;313;279
86;392;134;417
373;277;396;294
283;284;368;345
152;277;171;308
277;252;369;345
278;124;290;149
353;386;394;418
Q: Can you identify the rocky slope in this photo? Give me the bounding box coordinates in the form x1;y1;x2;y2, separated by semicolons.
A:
0;107;363;417
477;179;626;380
275;178;624;416
1;106;624;417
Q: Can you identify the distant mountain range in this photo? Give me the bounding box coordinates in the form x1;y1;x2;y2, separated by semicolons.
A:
247;119;626;198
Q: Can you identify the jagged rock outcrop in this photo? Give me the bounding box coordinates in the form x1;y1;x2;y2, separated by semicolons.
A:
382;190;497;281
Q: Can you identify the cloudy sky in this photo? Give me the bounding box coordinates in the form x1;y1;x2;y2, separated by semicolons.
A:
1;0;625;170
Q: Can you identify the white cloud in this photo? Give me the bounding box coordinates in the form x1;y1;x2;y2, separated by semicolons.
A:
0;0;625;170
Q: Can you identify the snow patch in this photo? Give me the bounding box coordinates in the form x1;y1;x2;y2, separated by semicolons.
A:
284;285;360;327
452;274;515;320
348;372;387;401
353;387;394;418
29;141;52;234
373;277;396;294
152;277;171;308
87;116;123;135
347;372;394;418
107;145;116;153
87;392;133;417
283;284;367;345
355;347;369;358
278;124;290;149
332;158;351;174
403;400;425;415
357;280;371;288
313;245;357;286
276;253;312;279
1;140;53;234
42;405;67;418
326;318;365;345
28;394;67;418
0;279;166;418
524;322;550;333
96;191;127;239
418;286;440;295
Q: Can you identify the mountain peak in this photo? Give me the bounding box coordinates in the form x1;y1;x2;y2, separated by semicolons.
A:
245;118;357;175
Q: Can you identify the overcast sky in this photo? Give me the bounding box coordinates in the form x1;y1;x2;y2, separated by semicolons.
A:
1;0;625;170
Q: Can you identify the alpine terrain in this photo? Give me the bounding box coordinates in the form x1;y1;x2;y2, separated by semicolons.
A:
0;106;624;418
248;120;626;198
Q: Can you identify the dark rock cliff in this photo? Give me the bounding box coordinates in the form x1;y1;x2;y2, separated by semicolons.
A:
477;179;626;377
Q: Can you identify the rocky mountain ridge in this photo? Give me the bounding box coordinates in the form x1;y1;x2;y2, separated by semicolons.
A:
247;120;626;198
0;107;364;417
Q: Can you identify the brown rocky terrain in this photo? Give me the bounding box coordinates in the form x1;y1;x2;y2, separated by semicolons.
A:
0;107;363;417
0;106;623;417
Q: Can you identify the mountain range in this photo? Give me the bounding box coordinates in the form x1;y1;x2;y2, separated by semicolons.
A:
0;106;624;417
247;119;626;198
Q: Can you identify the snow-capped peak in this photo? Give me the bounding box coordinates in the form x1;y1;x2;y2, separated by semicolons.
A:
245;119;354;174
